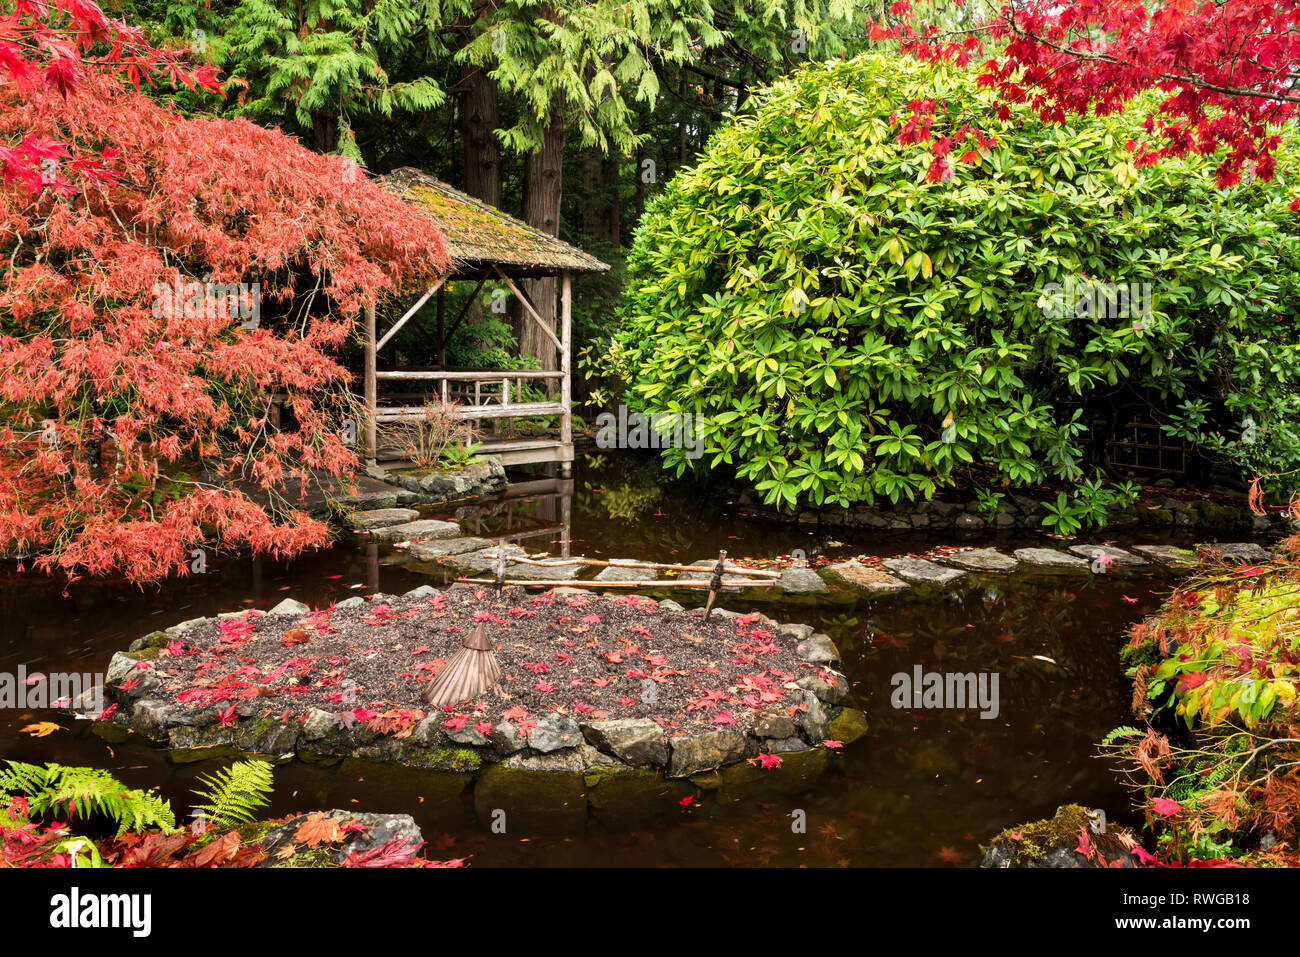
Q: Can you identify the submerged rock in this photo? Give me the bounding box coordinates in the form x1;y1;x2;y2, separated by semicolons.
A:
827;707;869;744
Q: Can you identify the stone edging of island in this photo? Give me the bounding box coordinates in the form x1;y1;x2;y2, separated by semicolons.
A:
90;586;867;793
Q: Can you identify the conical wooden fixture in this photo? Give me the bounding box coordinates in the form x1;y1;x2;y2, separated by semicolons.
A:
421;623;502;709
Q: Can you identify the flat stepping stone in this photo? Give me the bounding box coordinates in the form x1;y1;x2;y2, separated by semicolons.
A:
880;557;967;586
1195;542;1271;564
505;558;586;581
350;507;420;530
1012;548;1089;569
441;544;526;574
368;519;461;544
825;560;909;593
779;566;829;594
1132;544;1198;567
1067;544;1147;566
679;558;754;592
594;564;660;582
938;548;1018;573
406;536;493;561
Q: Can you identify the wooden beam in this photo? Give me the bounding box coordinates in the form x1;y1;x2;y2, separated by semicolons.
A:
363;301;377;466
560;269;572;444
374;369;564;381
436;286;446;367
493;265;561;353
457;578;778;589
441;276;487;348
376;278;445;353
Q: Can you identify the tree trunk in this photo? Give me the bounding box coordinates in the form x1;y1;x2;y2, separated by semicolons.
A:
312;109;337;154
582;148;602;241
516;105;566;381
459;60;501;209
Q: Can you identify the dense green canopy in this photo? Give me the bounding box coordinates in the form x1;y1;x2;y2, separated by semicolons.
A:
608;53;1300;508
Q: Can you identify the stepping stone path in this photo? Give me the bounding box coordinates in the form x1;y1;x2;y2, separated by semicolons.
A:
367;519;462;545
350;508;420;530
880;557;967;585
825;560;910;593
594;564;660;582
1196;542;1271;563
680;558;759;592
405;536;493;561
1012;547;1089;569
939;548;1018;573
505;558;587;581
1067;544;1147;566
779;566;829;594
1132;544;1198;567
439;543;526;574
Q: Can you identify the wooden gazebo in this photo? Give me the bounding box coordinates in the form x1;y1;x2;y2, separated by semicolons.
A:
361;167;609;472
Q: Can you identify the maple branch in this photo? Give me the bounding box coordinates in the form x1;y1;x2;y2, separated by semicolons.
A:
1000;14;1300;106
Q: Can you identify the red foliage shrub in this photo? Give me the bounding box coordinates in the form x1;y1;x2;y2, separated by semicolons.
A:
873;0;1299;188
0;74;449;582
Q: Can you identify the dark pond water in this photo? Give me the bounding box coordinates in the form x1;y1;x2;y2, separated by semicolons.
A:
0;454;1199;866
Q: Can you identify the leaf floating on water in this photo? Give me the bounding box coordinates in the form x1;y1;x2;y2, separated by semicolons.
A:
20;721;61;737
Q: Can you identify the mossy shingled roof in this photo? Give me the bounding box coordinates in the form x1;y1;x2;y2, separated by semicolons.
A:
383;167;609;275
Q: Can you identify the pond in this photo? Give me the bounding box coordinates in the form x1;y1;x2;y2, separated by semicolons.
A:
0;454;1188;866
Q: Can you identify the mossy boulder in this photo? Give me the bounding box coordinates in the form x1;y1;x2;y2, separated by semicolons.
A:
981;804;1140;868
828;707;869;745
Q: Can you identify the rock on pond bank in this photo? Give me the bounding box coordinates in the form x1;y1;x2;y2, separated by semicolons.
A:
95;586;866;793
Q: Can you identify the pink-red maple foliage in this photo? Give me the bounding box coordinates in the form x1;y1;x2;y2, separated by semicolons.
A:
0;74;449;582
873;0;1300;187
0;0;221;195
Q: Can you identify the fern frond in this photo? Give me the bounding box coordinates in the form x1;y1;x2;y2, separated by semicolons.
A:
0;761;177;836
191;759;274;829
1101;725;1143;745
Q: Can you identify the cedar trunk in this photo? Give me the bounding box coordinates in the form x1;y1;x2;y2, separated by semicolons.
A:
459;60;501;209
517;106;566;381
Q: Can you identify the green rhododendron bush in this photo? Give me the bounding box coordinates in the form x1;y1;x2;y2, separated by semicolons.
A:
606;53;1300;509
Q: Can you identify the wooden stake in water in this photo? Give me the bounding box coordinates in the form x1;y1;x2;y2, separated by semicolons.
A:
493;539;507;593
704;549;727;621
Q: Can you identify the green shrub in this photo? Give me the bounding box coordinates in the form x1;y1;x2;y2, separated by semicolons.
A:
605;53;1300;508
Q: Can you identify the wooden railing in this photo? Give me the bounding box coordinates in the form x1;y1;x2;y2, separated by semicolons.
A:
372;369;567;423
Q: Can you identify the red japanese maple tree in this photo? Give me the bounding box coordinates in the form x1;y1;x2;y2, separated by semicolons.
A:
874;0;1300;187
0;73;449;582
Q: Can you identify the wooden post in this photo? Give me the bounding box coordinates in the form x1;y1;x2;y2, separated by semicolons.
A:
364;301;377;466
560;269;572;474
436;286;446;368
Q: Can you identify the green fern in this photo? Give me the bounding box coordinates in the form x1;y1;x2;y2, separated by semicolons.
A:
1101;725;1143;745
0;761;176;836
191;759;274;829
